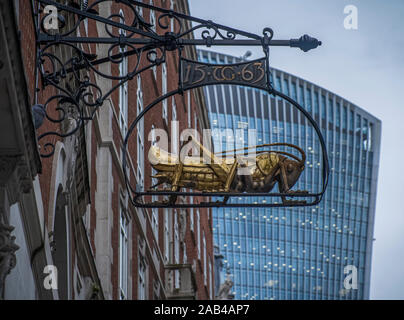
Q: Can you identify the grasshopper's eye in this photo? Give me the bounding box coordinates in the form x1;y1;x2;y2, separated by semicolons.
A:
287;163;294;173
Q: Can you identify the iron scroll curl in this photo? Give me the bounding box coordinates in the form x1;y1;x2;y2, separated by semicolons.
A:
122;58;330;209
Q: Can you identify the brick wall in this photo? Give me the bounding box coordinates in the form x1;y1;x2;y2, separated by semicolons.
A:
18;0;213;300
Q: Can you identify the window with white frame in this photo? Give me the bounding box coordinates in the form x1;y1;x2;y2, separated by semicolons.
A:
183;245;187;264
84;16;88;35
81;0;88;33
138;251;147;300
153;280;160;300
172;97;178;156
119;207;129;299
151;206;158;242
189;204;194;232
164;208;170;263
137;75;144;190
209;258;213;299
174;211;179;264
203;231;207;285
119;10;128;136
194;112;198;130
170;0;174;32
162;63;168;124
84;204;91;237
174;211;180;289
197;209;200;260
150;0;156;32
150;0;157;78
151;125;159;241
136;0;143;16
172;97;177;120
187;91;191;128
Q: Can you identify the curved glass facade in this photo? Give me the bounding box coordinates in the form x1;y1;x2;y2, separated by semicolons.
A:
197;50;381;300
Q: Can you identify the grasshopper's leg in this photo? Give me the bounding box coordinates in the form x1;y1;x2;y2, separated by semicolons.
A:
232;157;264;193
167;163;183;205
279;160;292;204
218;164;236;204
259;166;279;193
215;161;238;205
224;161;238;192
278;160;306;205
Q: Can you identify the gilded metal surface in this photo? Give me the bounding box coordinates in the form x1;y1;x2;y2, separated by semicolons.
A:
150;138;307;204
151;148;277;191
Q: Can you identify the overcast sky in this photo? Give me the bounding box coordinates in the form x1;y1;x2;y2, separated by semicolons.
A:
188;0;404;299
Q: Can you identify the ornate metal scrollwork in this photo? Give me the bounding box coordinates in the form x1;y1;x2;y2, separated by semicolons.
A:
34;0;170;156
34;0;321;158
33;0;327;208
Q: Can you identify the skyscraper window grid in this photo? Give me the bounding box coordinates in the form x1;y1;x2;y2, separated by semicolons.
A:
198;49;380;300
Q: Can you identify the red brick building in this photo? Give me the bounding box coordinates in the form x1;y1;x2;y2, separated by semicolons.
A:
0;0;214;300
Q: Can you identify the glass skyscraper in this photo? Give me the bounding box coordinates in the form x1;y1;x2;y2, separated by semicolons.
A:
197;49;381;300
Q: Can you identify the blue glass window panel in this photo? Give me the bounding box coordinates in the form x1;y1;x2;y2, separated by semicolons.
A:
283;78;290;96
321;95;326;120
257;119;262;131
350;110;354;131
305;88;312;113
291;82;297;101
275;76;282;91
314;92;319;116
356;114;361;135
299;85;304;106
227;114;233;128
343;106;348;130
328;98;334;124
336;102;341;128
269;73;274;86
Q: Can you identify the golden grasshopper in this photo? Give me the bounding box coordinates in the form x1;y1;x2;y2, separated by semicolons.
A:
150;136;308;205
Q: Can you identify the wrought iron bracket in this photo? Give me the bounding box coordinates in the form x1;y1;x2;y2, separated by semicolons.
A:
32;0;327;208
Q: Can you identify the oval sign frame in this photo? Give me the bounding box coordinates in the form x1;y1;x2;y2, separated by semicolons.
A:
122;57;330;208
